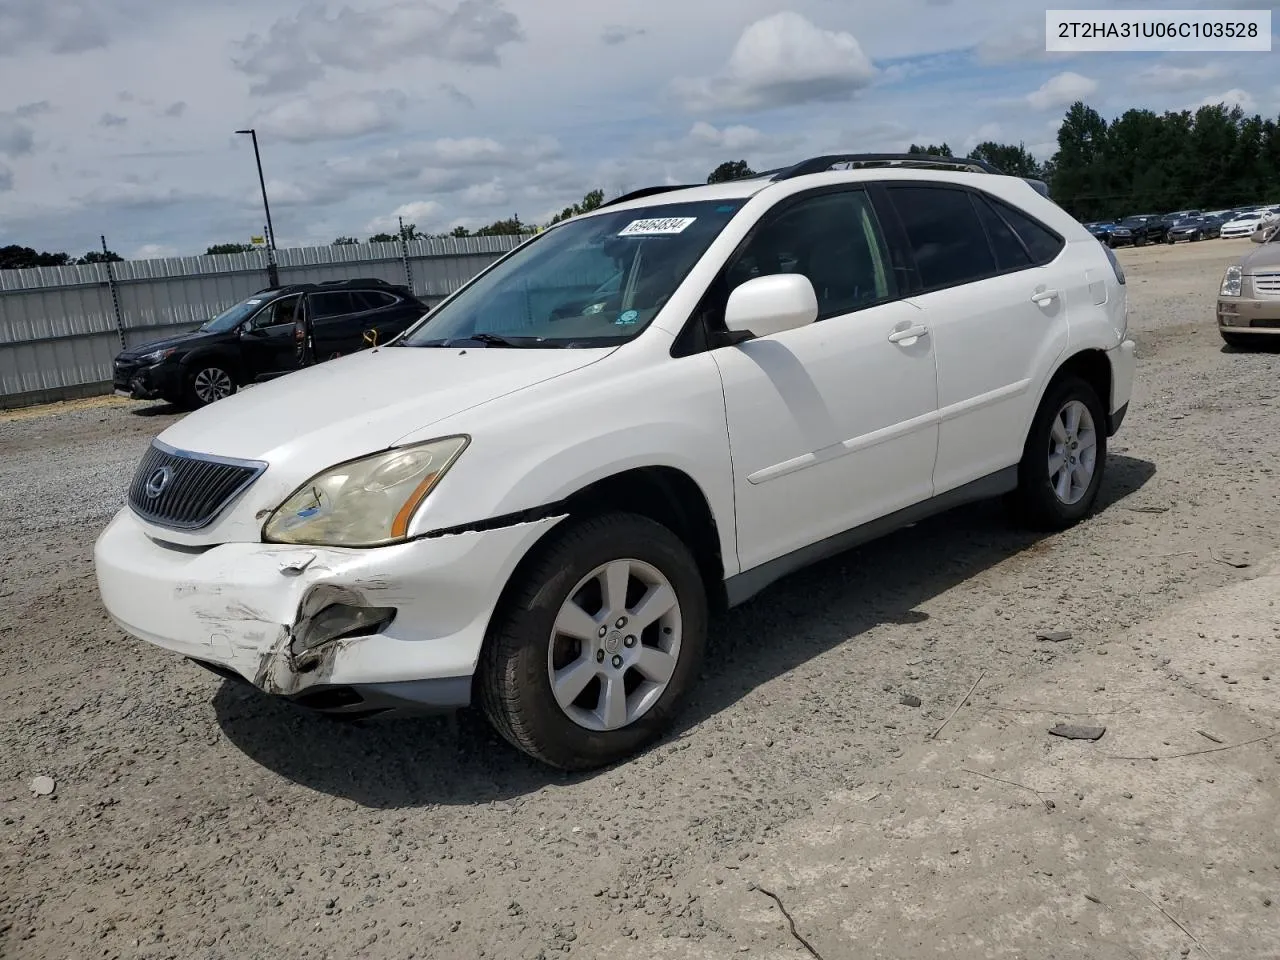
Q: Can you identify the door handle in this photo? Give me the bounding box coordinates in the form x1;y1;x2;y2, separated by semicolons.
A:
1031;288;1059;306
888;324;929;344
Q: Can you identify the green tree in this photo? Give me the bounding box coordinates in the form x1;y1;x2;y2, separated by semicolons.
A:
907;143;953;157
332;236;358;245
0;245;71;270
474;214;530;236
77;250;123;264
706;160;756;183
966;141;1044;179
206;243;256;255
449;225;471;237
548;189;607;225
367;232;397;243
1047;102;1111;219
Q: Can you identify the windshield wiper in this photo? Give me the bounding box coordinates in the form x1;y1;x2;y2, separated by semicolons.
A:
468;332;524;346
401;332;555;348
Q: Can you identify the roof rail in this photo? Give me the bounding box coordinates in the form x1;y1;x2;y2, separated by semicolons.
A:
772;153;1004;180
598;184;704;208
317;277;392;287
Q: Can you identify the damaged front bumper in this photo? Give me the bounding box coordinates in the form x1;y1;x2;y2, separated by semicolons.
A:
93;507;564;715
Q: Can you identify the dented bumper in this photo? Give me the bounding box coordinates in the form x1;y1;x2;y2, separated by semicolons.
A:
93;508;564;712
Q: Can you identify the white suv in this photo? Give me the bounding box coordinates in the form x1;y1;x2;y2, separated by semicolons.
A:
95;154;1136;770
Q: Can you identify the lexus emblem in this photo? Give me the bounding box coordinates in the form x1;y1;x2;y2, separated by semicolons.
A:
144;466;173;499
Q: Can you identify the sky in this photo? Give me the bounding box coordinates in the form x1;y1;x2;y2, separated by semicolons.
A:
0;0;1275;258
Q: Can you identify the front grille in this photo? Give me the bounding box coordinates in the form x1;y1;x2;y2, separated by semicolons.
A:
127;440;266;530
1253;273;1280;300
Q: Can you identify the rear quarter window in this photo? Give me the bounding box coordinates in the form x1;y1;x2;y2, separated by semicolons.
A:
987;197;1066;265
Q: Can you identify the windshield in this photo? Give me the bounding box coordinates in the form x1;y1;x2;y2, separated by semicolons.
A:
199;296;269;333
401;199;746;347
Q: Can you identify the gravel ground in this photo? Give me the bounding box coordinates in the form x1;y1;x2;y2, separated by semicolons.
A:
2;238;1279;959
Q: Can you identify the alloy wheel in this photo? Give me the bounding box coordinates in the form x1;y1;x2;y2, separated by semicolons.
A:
1047;399;1098;505
546;558;683;732
193;367;234;404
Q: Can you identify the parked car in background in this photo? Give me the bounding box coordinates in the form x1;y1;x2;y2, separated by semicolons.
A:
1108;214;1168;247
1218;229;1280;346
1084;220;1119;240
113;278;428;408
1221;209;1279;239
1166;216;1221;243
95;152;1136;770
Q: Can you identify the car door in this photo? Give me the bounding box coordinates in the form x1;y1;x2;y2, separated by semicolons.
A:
708;186;941;573
239;294;302;379
305;292;362;359
877;183;1070;496
354;290;411;345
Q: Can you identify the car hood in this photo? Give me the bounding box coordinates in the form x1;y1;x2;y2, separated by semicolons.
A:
155;344;616;466
1240;242;1280;271
118;329;209;358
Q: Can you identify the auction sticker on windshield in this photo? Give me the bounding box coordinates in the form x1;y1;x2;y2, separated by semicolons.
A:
618;217;697;236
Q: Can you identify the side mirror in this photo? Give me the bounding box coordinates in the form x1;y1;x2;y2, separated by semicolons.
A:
240;325;267;337
724;274;818;339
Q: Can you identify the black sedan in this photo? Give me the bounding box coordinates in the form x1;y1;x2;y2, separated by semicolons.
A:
1166;217;1222;243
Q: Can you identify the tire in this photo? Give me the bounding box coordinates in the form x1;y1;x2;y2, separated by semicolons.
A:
478;512;708;771
1221;331;1256;349
184;364;237;408
1007;375;1108;531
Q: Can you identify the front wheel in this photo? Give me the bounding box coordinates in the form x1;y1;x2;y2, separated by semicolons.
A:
478;513;708;771
184;365;237;408
1007;376;1107;531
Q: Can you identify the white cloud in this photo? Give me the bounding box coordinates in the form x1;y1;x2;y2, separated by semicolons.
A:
1133;63;1223;91
1026;72;1098;111
0;162;12;192
602;25;645;45
975;23;1071;64
233;0;524;95
687;121;767;152
461;180;507;205
671;12;876;112
0;0;108;55
366;200;445;234
962;122;1003;154
0;113;35;156
98;112;128;128
1200;88;1256;113
254;91;407;143
162;101;186;118
132;243;178;259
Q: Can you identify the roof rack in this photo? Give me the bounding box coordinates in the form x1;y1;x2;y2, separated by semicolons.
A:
318;277;392;287
772;153;1004;180
599;184;704;208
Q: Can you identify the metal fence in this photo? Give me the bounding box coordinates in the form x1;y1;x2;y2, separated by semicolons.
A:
0;235;526;408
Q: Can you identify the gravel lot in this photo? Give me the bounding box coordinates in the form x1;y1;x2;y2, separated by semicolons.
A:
3;238;1280;959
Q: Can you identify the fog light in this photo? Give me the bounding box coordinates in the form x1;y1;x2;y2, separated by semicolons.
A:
293;603;396;655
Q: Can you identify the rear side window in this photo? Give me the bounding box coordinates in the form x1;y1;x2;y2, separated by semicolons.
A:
988;197;1065;265
356;291;399;310
973;195;1032;271
310;292;360;318
885;186;996;291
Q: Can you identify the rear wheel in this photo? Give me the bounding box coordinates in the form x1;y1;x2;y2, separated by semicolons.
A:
1008;376;1107;531
479;513;708;770
184;365;237;408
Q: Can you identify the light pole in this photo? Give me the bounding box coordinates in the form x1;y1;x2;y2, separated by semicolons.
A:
235;128;279;287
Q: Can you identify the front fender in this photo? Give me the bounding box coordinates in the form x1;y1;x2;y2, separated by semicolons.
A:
406;351;739;573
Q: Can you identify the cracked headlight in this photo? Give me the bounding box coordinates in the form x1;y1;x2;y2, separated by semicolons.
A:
263;436;469;547
1221;265;1243;297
